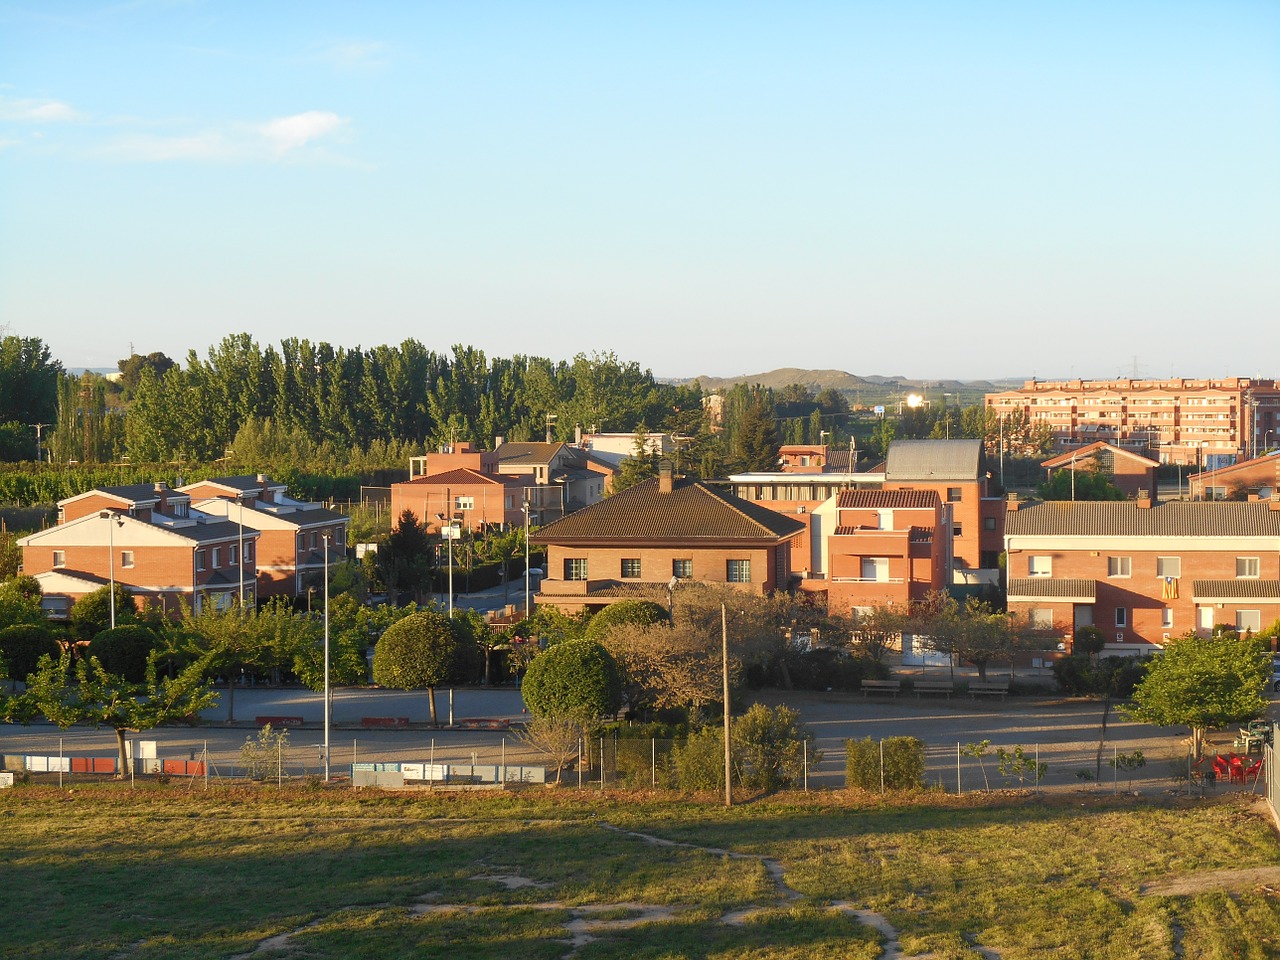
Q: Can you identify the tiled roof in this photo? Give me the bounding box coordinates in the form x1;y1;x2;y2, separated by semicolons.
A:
496;442;564;466
530;477;805;544
98;483;183;504
1005;500;1280;538
186;520;261;544
187;475;280;492
836;489;941;510
1192;580;1280;600
885;440;984;481
1008;578;1098;600
401;468;507;487
572;581;668;599
290;507;351;528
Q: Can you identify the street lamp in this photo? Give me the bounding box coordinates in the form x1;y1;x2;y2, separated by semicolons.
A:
943;393;953;439
99;511;125;629
437;514;458;618
1264;430;1276;455
522;499;532;622
323;531;331;782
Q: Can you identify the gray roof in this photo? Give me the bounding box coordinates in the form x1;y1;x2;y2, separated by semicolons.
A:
186;520;262;544
1192;580;1280;600
1005;500;1280;538
1008;578;1097;601
98;483;187;505
191;475;281;493
885;440;984;482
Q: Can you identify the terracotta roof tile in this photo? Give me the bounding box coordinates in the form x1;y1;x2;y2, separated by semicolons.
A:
1005;500;1280;538
836;489;941;509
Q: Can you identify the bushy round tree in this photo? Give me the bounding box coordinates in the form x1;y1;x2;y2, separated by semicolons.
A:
372;610;458;724
70;585;137;638
0;623;61;680
521;639;622;724
584;600;669;641
89;624;160;683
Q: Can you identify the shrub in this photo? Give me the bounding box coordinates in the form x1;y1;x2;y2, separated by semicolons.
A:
584;600;669;641
1053;655;1149;697
845;736;925;791
70;585;137;638
783;648;876;691
672;726;725;791
522;639;622;724
88;624;160;683
0;623;61;680
239;724;290;780
733;703;815;791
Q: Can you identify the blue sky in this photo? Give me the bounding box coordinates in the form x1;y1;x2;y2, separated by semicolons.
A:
1;1;1276;381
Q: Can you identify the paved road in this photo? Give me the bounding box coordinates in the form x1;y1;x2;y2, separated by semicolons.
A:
5;684;1270;795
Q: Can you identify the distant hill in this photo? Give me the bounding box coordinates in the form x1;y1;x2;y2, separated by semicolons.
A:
663;368;1023;406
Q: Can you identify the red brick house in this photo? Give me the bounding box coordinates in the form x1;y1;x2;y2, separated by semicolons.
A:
180;475;349;599
1189;451;1280;502
821;489;950;617
1040;442;1158;500
22;486;261;618
1004;496;1280;653
530;463;804;615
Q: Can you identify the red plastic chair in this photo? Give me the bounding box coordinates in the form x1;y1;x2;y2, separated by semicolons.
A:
1229;755;1246;784
1244;758;1264;783
1213;755;1231;779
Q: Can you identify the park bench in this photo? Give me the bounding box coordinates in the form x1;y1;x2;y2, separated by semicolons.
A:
860;679;902;697
967;681;1010;700
912;680;955;698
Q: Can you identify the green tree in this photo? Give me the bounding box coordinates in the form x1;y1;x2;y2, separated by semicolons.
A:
1038;467;1126;501
732;703;815;792
611;426;661;492
1127;632;1270;756
70;585;138;639
584;600;669;641
0;335;62;460
372;610;459;725
0;624;61;681
378;510;434;605
9;649;217;777
733;398;781;472
88;624;160;683
0;575;45;630
521;639;622;724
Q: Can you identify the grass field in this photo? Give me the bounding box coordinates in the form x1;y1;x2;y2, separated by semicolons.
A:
3;783;1279;960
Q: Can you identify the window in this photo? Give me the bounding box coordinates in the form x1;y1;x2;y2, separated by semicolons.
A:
245;542;254;563
983;516;997;531
1029;608;1053;629
1238;610;1262;634
52;550;65;568
564;558;588;581
1162;608;1174;630
211;547;221;568
621;558;641;579
947;487;963;503
455;496;475;511
121;551;135;569
1115;607;1128;628
726;559;751;583
196;550;206;572
229;545;238;566
1028;555;1052;577
952;522;964;539
1237;557;1260;578
672;559;692;580
1156;557;1181;578
1107;556;1131;578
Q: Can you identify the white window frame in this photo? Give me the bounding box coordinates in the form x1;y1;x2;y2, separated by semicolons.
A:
1029;608;1053;629
1162;608;1174;630
726;559;752;583
1237;610;1262;634
1028;555;1052;577
52;550;65;568
196;550;206;572
121;551;135;569
1107;556;1131;578
455;496;475;511
1115;607;1127;628
1156;556;1181;579
1237;557;1260;579
211;547;221;569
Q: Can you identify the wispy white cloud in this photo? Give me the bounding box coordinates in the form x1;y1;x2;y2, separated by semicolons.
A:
0;96;84;122
258;110;348;154
97;110;351;162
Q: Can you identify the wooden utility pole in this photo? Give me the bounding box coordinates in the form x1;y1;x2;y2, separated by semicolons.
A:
722;603;731;808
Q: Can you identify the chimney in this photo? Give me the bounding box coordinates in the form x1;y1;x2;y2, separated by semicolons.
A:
1005;492;1020;512
659;459;674;494
494;435;504;449
1136;489;1152;509
575;423;582;445
153;481;168;513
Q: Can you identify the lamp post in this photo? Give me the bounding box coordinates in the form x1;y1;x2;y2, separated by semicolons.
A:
1265;430;1276;455
523;499;532;622
437;514;457;618
237;500;245;607
1070;451;1078;501
99;510;124;629
943;393;953;439
323;531;331;782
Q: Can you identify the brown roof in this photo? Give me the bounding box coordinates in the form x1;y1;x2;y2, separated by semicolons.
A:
398;468;508;487
1041;442;1159;469
836;489;941;510
1004;500;1280;538
496;442;565;467
530;476;805;544
1192;580;1280;600
1007;578;1098;601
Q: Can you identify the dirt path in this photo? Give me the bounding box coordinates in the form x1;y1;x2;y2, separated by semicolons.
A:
1142;866;1280;897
